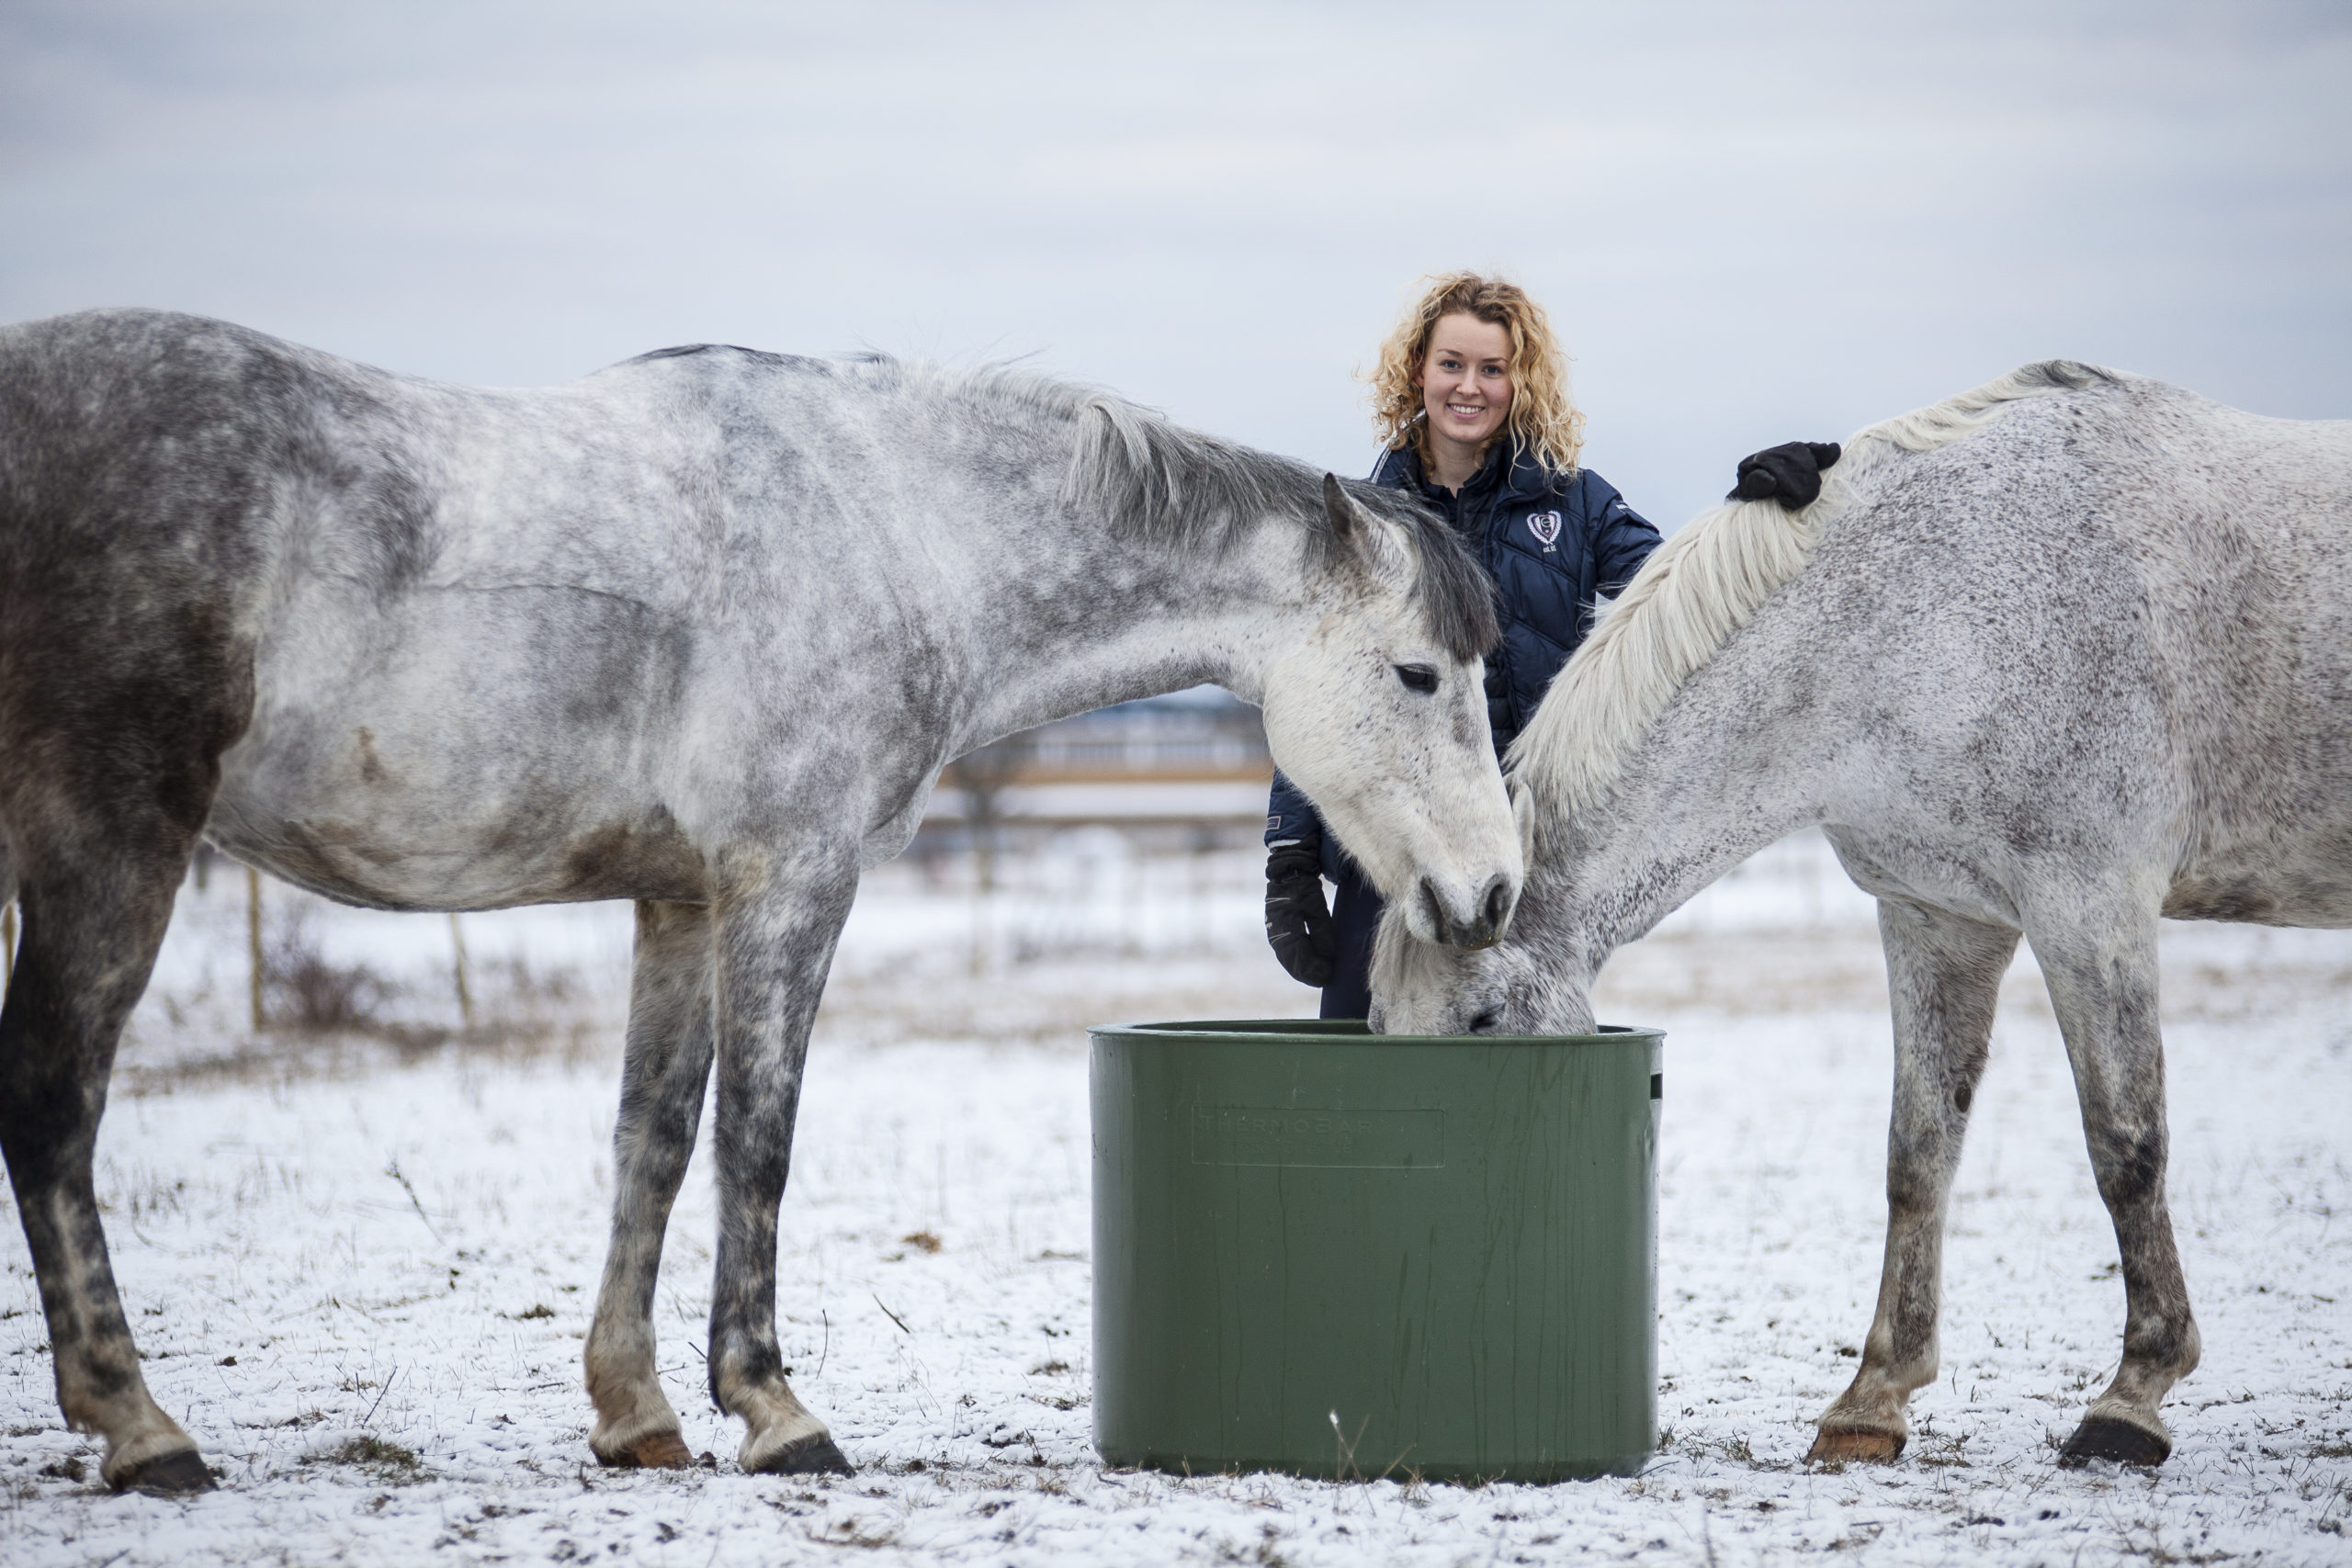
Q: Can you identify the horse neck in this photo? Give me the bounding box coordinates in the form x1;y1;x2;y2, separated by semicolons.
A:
905;451;1311;753
707;368;1326;753
1536;788;1809;977
1529;656;1831;974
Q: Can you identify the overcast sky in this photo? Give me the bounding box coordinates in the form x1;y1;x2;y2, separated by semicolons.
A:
3;1;2345;527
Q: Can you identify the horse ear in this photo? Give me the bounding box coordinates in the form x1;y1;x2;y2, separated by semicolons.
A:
1317;474;1401;592
1323;474;1404;581
1510;774;1536;860
1323;473;1364;547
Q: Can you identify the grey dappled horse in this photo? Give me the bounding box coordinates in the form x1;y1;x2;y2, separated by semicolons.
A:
1374;361;2352;1469
0;310;1523;1492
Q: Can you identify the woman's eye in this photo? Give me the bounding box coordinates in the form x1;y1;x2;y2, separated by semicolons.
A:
1394;664;1439;694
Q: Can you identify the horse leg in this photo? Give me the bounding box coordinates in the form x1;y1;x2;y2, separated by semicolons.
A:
703;841;860;1473
583;899;717;1469
1809;900;2017;1463
1;831;16;989
2031;908;2199;1466
0;834;211;1493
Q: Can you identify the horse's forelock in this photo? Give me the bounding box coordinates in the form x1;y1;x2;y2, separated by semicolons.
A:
1387;495;1501;663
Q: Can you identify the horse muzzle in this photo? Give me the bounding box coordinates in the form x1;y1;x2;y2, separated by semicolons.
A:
1416;871;1518;951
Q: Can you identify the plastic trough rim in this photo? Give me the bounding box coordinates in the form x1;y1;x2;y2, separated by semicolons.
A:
1091;1020;1665;1047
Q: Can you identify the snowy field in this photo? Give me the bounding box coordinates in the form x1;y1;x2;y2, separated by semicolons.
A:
3;833;2348;1565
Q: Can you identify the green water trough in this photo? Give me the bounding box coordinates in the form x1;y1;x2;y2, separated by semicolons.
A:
1088;1018;1663;1483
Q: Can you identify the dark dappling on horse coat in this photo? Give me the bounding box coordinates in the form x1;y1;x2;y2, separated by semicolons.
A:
0;307;1527;1494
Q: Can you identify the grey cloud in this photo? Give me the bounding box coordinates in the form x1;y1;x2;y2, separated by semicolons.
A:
2;0;2345;527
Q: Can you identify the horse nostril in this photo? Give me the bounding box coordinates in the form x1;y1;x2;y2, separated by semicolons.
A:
1480;875;1512;935
1468;1010;1502;1034
1419;879;1446;943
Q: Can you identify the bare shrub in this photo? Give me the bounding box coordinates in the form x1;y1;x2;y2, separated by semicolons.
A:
481;953;580;1011
265;906;400;1033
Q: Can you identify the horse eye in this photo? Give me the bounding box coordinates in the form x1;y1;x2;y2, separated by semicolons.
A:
1394;663;1439;694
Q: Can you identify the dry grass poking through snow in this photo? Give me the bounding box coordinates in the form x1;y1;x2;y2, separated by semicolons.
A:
1;840;2348;1564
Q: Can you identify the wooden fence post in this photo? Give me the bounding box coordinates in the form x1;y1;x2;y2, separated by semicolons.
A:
247;866;266;1032
449;912;474;1029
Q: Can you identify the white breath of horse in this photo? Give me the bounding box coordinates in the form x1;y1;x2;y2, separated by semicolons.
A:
1373;360;2352;1469
0;310;1523;1492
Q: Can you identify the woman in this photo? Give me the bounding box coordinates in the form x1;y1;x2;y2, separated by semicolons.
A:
1264;273;1831;1015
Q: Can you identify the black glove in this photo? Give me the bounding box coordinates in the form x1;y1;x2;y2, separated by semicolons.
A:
1729;441;1842;509
1264;844;1336;987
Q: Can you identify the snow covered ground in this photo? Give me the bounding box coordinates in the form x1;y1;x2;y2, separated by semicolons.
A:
3;834;2348;1565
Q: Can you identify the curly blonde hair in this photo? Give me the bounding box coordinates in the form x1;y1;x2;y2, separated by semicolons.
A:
1366;272;1584;476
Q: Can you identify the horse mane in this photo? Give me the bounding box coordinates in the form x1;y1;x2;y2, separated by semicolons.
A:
625;345;1498;662
1057;388;1499;662
1509;358;2123;815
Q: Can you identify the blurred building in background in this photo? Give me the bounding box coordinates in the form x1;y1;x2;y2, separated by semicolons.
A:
919;686;1272;860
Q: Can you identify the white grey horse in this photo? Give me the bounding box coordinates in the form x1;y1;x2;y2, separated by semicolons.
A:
1374;360;2352;1468
0;310;1525;1492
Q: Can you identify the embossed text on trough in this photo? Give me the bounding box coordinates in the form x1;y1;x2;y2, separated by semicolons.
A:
1191;1106;1446;1169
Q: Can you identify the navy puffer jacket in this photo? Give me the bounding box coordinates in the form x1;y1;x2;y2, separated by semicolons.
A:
1267;440;1661;874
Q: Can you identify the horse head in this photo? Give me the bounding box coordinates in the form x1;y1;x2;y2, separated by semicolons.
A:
1257;476;1521;950
1367;778;1598;1032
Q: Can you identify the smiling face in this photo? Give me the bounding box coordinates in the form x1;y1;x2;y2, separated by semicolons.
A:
1416;313;1515;486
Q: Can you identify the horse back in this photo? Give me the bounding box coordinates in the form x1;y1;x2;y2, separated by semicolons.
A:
1835;378;2352;925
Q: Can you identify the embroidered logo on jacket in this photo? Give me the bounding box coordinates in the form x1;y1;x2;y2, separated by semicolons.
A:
1526;511;1563;548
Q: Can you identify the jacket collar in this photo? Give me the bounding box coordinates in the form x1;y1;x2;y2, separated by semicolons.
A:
1374;433;1556;504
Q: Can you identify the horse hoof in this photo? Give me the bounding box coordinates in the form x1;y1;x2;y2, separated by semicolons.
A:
598;1432;695;1470
1806;1427;1905;1464
115;1449;217;1495
2059;1416;2170;1468
747;1432;853;1476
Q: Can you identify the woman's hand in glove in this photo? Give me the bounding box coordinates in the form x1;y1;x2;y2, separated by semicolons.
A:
1729;441;1842;509
1263;844;1336;987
